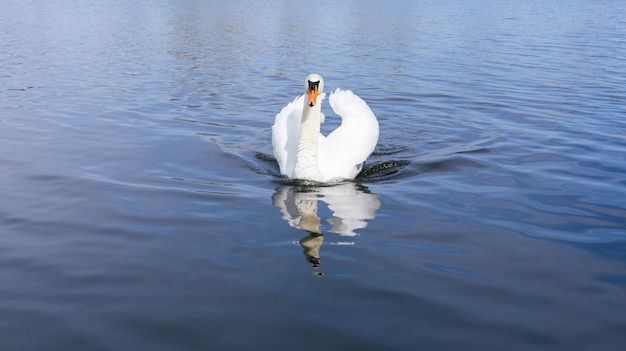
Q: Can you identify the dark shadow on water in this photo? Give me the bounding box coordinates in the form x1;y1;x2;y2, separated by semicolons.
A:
271;182;381;276
359;160;411;182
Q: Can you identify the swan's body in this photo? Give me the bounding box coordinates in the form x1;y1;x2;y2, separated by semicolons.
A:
272;74;379;183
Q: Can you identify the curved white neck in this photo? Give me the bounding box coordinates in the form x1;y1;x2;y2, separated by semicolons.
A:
293;102;321;180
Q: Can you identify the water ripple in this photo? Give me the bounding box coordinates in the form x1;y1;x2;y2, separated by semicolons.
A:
2;0;626;350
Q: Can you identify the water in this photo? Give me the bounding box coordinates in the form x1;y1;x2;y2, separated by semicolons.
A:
1;0;625;349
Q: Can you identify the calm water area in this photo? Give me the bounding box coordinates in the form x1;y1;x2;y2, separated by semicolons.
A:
1;0;626;350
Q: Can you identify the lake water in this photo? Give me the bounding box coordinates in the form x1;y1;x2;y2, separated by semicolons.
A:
1;0;625;350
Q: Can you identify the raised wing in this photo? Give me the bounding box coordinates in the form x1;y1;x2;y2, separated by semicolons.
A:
318;88;379;179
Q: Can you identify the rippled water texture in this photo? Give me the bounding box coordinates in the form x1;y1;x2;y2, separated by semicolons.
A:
1;0;625;350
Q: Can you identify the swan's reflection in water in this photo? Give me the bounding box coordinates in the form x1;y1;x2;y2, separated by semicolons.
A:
272;182;381;274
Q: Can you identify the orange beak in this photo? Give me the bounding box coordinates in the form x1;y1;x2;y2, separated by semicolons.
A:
307;86;318;107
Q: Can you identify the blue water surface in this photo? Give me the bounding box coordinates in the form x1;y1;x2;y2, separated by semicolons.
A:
1;0;625;350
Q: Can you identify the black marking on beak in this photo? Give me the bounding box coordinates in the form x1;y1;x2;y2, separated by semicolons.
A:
308;80;320;91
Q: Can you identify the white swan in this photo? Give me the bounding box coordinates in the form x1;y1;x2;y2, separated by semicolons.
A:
272;74;379;183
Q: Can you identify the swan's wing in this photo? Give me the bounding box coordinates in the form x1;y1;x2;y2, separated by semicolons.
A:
272;95;304;177
319;88;379;179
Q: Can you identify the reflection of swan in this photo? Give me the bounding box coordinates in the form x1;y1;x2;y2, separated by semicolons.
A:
272;74;379;183
272;182;381;270
272;183;381;237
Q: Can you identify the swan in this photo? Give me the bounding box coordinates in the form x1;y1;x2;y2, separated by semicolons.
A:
272;74;379;183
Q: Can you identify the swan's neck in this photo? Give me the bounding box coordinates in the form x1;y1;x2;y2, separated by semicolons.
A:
293;103;321;180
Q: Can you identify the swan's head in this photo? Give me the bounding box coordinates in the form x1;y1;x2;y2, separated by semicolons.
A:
305;74;324;107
